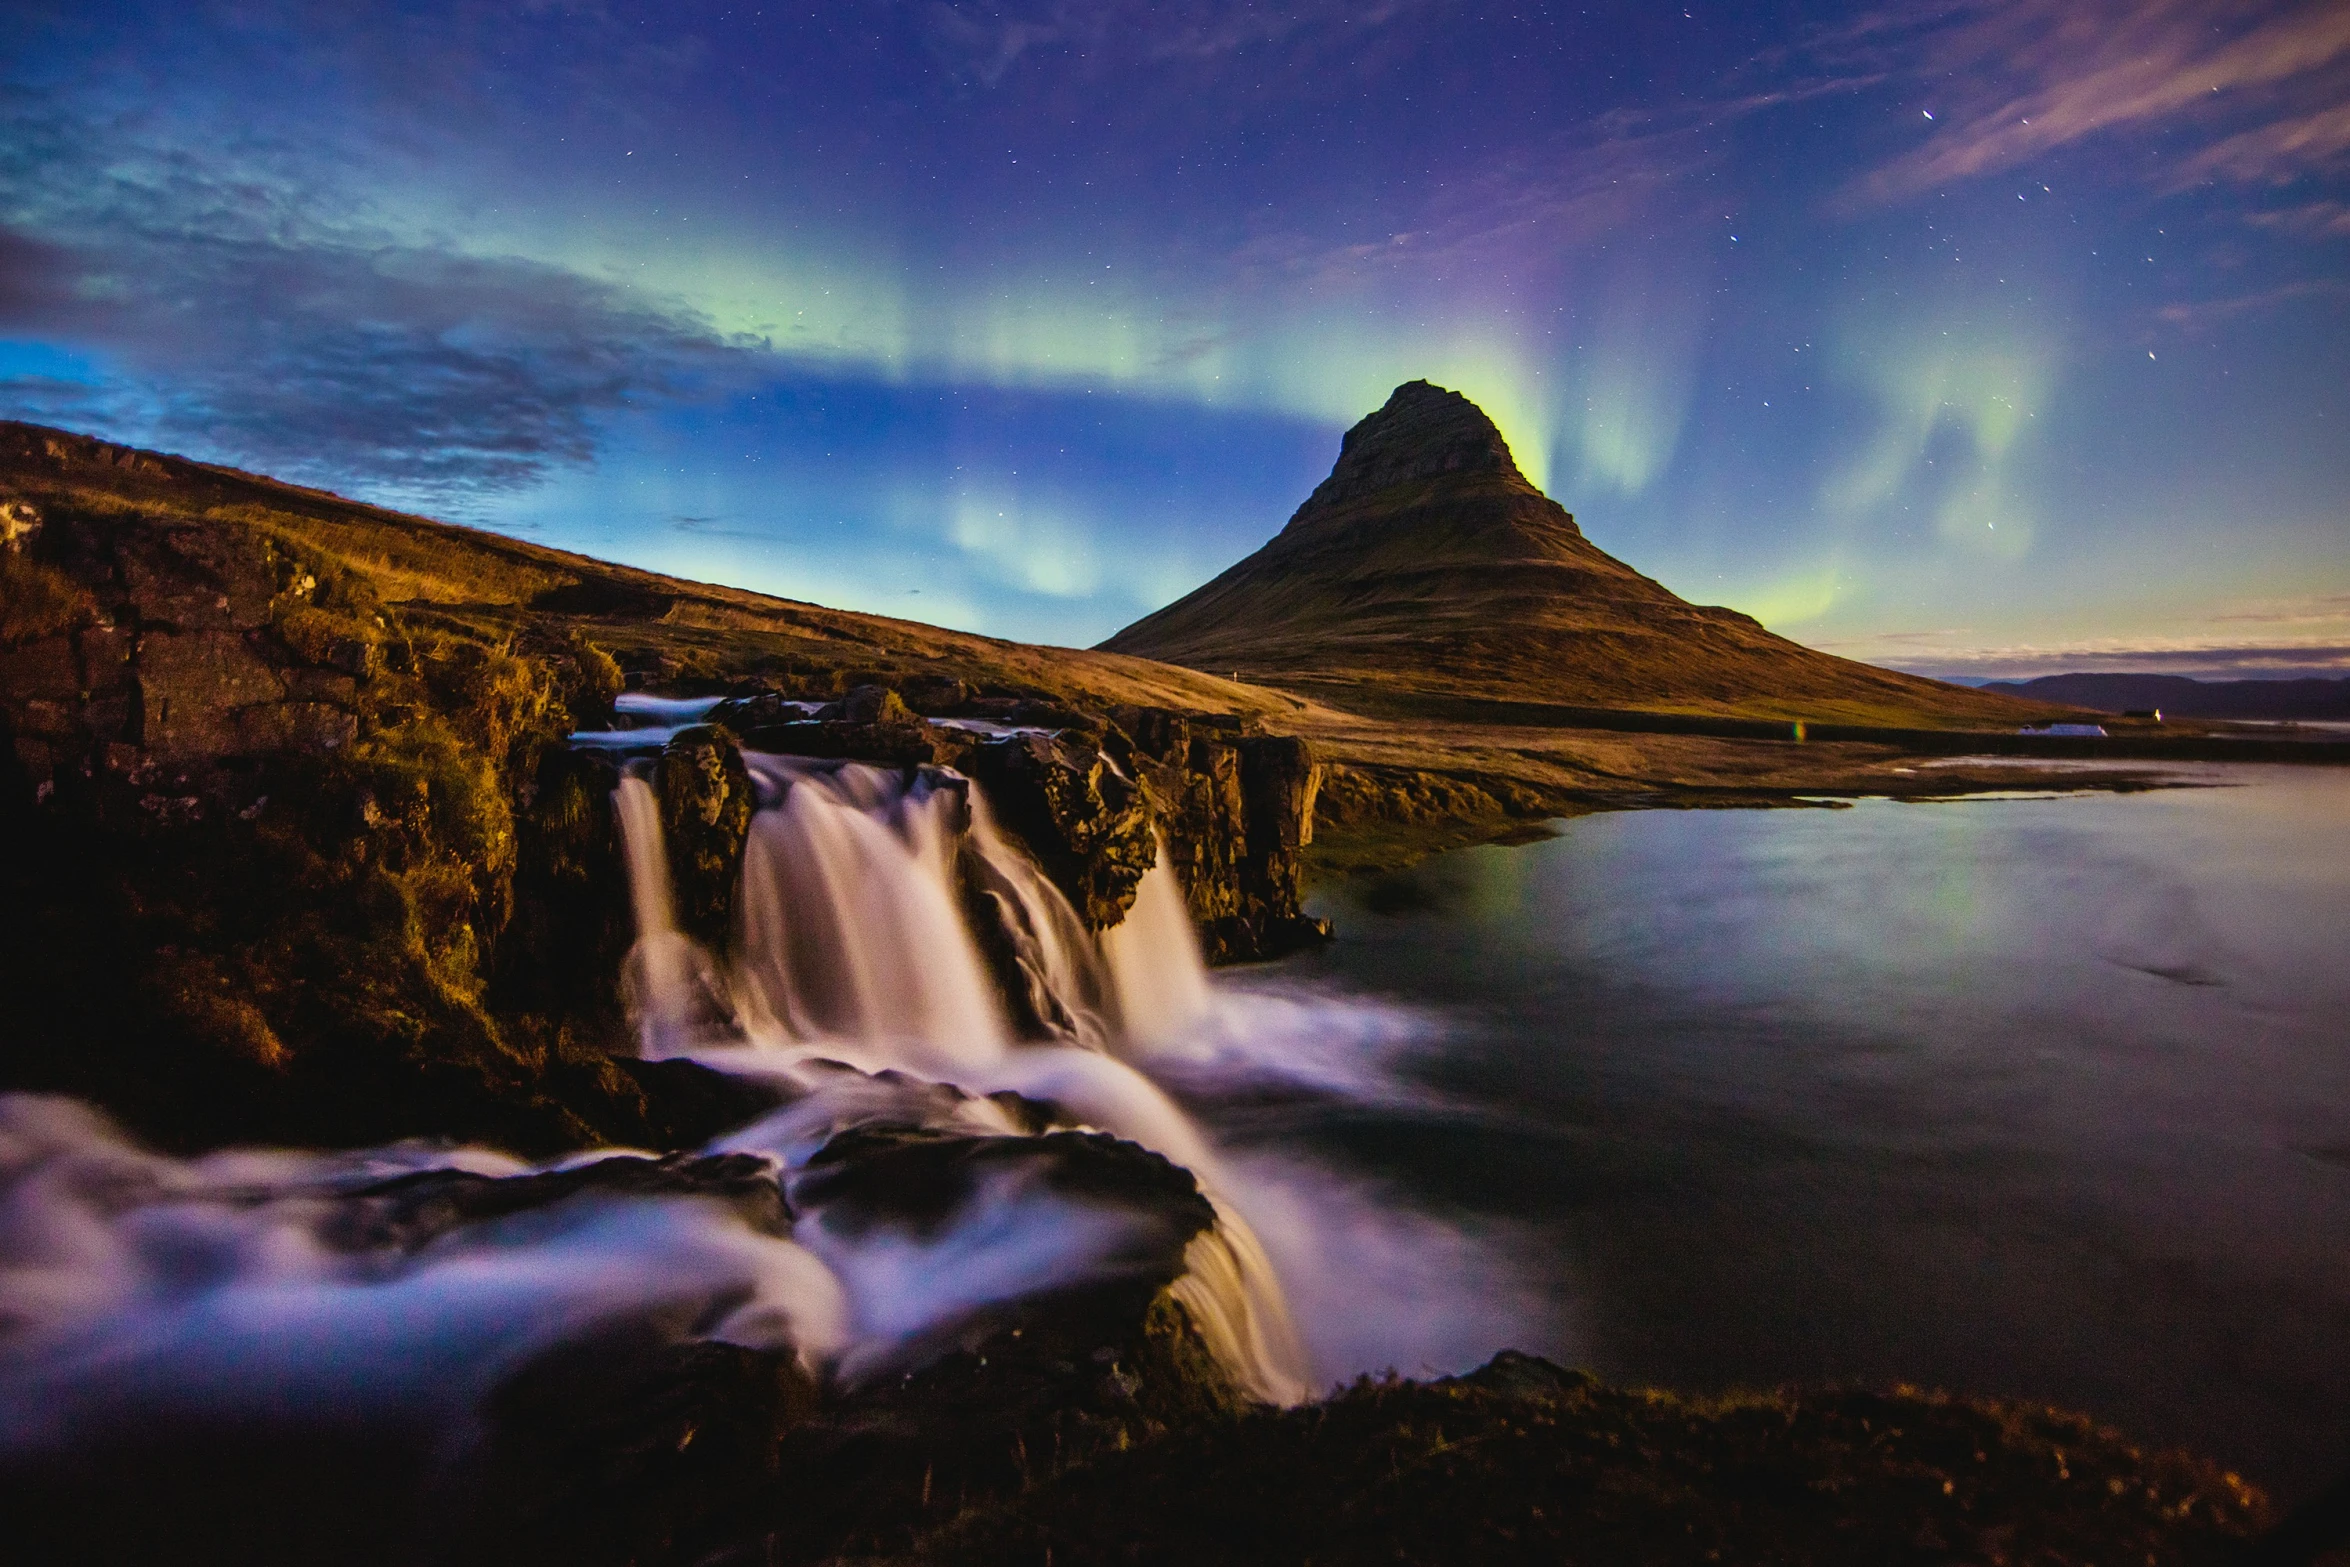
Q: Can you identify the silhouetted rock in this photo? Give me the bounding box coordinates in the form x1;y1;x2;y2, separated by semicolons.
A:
349;1150;793;1252
497;743;632;1042
900;1363;2271;1567
962;729;1159;929
443;1328;820;1567
1104;705;1325;960
656;724;755;948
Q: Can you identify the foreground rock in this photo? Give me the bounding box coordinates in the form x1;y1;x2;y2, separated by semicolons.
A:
0;1100;1238;1567
0;428;1322;1155
896;1356;2272;1567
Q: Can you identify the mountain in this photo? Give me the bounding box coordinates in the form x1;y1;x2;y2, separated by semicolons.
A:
1102;381;2050;728
1982;672;2350;721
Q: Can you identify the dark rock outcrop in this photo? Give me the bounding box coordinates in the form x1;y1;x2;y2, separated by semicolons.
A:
1114;706;1329;962
901;1358;2272;1567
655;724;755;948
495;744;632;1040
960;728;1159;929
0;435;731;1155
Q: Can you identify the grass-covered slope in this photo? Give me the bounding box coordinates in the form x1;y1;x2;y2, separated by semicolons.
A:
0;420;1286;716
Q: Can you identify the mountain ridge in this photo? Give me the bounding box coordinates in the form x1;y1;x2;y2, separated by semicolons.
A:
1982;672;2350;721
1104;382;2050;730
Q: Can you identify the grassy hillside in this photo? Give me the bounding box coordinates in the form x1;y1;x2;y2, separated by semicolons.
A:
0;421;1285;718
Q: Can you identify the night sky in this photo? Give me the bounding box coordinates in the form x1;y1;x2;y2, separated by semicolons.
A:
4;1;2346;678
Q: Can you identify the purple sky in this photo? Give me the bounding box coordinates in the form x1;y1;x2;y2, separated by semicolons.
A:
4;0;2346;677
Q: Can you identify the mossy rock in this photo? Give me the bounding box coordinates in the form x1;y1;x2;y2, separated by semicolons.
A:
656;723;755;949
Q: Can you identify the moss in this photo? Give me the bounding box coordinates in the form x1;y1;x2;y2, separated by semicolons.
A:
656;724;755;947
0;552;95;643
897;1369;2270;1567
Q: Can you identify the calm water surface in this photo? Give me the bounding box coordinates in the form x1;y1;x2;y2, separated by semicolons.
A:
1243;767;2350;1495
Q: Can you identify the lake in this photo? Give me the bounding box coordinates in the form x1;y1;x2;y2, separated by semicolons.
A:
1201;766;2350;1497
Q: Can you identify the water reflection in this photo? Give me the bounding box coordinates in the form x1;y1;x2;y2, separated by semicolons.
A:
1268;769;2350;1494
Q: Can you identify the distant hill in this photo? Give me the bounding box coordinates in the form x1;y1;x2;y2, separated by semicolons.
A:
1981;672;2350;721
1101;382;2054;730
0;420;1275;720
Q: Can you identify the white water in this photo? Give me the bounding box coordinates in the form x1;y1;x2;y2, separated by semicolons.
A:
621;753;1311;1403
0;746;1547;1459
730;758;1011;1071
0;1098;850;1451
614;771;728;1057
1103;841;1214;1047
567;692;731;749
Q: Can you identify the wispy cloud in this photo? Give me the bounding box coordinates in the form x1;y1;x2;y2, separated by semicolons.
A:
0;108;741;497
1879;640;2350;680
2154;276;2350;330
2245;198;2350;236
2209;592;2350;625
2175;99;2350;186
913;0;1426;86
1846;0;2350;201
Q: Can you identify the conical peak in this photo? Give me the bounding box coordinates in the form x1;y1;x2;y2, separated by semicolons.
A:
1290;380;1526;522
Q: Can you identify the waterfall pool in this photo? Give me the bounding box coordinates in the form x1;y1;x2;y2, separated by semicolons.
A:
6;754;2341;1513
1241;764;2350;1494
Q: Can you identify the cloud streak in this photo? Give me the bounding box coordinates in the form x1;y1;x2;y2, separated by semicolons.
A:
0;109;741;496
1868;640;2350;680
1849;0;2350;201
914;0;1427;86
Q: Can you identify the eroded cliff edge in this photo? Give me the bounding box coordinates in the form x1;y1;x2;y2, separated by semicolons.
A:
0;424;1319;1154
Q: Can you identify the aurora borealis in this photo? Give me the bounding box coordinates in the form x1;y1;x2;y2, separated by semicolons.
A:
3;1;2345;676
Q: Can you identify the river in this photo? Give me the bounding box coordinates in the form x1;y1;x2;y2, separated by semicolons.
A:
1207;765;2350;1495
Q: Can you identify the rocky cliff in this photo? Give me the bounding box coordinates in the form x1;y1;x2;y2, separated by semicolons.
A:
689;684;1327;962
0;423;1319;1153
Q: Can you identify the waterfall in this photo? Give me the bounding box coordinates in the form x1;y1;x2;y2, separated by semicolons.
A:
1103;841;1215;1048
612;749;1312;1404
730;756;1010;1073
964;786;1118;1048
613;770;728;1058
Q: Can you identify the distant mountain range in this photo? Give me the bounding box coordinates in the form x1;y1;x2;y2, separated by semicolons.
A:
1980;673;2350;720
1102;381;2053;730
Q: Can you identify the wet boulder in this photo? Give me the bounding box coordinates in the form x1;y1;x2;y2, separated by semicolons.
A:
656;724;755;947
496;744;631;1039
961;729;1158;929
794;1125;1216;1259
440;1326;822;1567
897;672;971;714
1111;707;1329;962
839;682;910;724
346;1150;793;1253
727;683;949;768
737;716;945;768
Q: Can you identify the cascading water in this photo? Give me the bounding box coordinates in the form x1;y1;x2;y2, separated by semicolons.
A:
612;752;1312;1404
729;756;1012;1071
614;769;727;1058
1103;841;1216;1048
0;740;1538;1492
